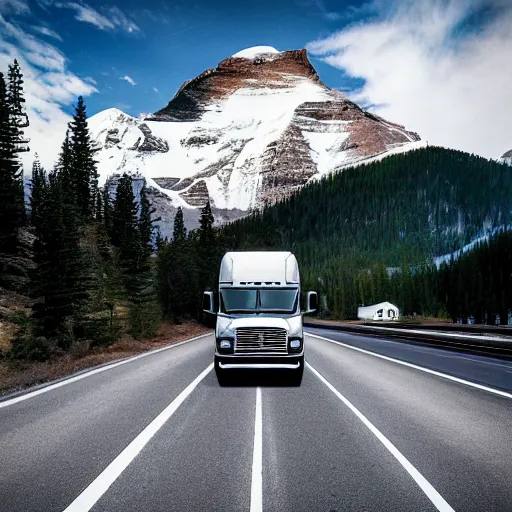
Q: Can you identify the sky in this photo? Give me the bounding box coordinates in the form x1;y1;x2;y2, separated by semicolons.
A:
0;0;511;172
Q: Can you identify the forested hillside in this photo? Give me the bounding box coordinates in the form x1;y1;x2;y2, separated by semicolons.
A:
3;60;512;369
215;147;512;322
154;146;512;324
223;147;512;261
0;61;213;364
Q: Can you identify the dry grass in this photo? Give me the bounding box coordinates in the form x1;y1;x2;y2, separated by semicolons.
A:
0;322;211;397
0;322;16;353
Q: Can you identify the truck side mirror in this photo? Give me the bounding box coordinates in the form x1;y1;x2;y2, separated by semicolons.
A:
202;291;215;314
304;291;318;315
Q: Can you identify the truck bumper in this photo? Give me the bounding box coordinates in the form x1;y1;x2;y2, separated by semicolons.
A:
215;353;303;370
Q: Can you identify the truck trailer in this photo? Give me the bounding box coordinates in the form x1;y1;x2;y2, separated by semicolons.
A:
202;251;317;385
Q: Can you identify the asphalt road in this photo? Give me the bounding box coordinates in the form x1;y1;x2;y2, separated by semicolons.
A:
0;329;510;512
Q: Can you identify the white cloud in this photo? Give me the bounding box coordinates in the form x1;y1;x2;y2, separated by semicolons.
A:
0;14;97;173
153;87;159;93
55;2;140;33
107;6;140;33
57;2;115;30
0;0;30;15
32;25;63;41
307;0;512;159
120;75;136;86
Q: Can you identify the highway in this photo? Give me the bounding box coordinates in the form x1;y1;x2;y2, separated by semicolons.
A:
0;329;511;512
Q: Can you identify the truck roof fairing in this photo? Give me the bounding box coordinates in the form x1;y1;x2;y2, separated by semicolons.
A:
219;251;300;286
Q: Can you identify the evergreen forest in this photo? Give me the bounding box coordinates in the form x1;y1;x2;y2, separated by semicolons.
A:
2;61;512;364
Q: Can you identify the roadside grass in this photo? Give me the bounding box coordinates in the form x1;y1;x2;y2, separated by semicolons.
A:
0;321;210;397
0;322;15;353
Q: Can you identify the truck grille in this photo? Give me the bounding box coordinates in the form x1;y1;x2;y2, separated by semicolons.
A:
235;327;288;354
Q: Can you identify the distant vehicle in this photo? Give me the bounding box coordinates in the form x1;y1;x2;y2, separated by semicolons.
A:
357;301;400;321
203;251;317;385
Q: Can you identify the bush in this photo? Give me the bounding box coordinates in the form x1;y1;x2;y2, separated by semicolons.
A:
9;334;57;361
129;302;160;340
85;314;121;347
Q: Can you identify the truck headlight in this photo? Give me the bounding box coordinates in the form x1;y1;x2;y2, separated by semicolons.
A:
288;338;302;352
217;338;234;354
219;340;232;349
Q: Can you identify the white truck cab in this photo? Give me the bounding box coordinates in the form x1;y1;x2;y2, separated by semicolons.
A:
203;251;317;385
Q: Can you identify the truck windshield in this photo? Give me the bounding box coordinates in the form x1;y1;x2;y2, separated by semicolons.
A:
220;289;298;314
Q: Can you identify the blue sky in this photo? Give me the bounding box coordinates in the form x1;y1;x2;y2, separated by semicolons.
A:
1;0;369;118
0;0;511;168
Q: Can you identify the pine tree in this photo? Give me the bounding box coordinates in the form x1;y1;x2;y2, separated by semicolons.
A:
196;200;217;316
55;129;74;198
139;180;156;256
7;59;29;154
7;60;29;227
155;229;166;251
95;190;103;222
111;175;137;248
102;184;112;236
113;174;159;338
30;153;47;227
173;206;186;242
0;71;16;252
0;71;25;254
69;96;97;221
31;171;89;346
199;200;214;245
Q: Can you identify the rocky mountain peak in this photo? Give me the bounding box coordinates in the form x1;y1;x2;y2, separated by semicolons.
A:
218;47;320;82
500;149;512;166
148;48;323;122
89;46;423;235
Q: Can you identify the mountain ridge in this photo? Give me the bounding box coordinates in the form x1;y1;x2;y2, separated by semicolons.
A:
88;46;422;234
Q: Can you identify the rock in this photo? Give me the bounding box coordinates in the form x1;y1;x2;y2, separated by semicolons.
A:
149;50;321;122
171;178;194;191
259;124;317;204
137;124;169;153
179;180;211;207
499;149;512;166
152;178;181;190
105;128;121;147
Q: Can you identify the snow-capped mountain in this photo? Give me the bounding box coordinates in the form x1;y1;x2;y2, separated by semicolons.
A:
499;149;512;166
89;46;422;232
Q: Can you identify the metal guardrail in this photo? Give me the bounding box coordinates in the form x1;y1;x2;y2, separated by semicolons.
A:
303;320;512;361
350;321;512;336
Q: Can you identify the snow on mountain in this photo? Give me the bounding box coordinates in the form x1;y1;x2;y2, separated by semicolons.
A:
433;226;511;268
499;149;512;166
232;46;280;59
89;47;421;231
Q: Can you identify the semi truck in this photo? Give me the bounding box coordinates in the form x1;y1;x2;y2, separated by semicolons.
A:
202;251;317;385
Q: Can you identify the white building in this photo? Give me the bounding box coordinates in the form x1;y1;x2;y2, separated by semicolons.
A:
357;302;400;321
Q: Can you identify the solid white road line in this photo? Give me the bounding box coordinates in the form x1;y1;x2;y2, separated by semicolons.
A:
306;332;512;400
0;332;212;409
250;387;263;512
63;363;213;512
307;362;456;512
